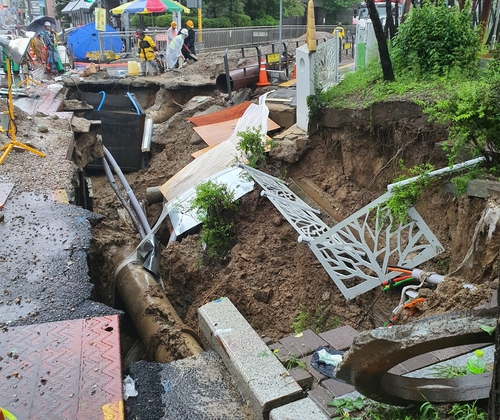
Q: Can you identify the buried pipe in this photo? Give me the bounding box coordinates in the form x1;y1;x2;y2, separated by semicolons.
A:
102;158;146;239
103;146;151;235
115;247;203;362
215;64;260;94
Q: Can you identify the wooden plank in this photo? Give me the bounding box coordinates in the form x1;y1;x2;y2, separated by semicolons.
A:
194;118;280;147
187;102;252;127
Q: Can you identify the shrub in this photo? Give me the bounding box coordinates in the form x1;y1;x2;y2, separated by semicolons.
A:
252;15;279;26
236;126;269;168
190;180;238;259
391;2;480;78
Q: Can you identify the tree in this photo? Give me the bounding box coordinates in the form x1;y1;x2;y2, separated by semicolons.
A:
322;0;359;15
366;0;395;81
283;0;305;18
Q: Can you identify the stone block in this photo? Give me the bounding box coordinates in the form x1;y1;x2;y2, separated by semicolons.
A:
198;298;303;420
268;343;289;364
270;397;330;420
399;353;440;373
278;329;328;358
319;326;358;351
388;364;407;375
307;387;336;417
289;367;314;390
322;378;356;397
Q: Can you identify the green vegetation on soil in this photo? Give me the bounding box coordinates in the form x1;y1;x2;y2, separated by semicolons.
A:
190;180;238;260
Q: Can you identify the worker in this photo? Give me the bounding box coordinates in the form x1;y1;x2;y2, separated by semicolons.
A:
166;21;177;48
136;29;159;76
181;20;197;62
333;22;345;39
40;22;63;74
166;28;188;70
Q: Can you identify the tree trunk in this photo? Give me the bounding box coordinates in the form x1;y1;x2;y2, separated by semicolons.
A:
386;0;397;39
488;281;500;419
395;0;399;30
366;0;395;81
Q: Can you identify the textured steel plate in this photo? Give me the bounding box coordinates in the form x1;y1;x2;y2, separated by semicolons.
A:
0;315;123;419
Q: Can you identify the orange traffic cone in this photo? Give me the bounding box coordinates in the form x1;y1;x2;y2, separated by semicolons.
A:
256;57;270;87
291;63;296;79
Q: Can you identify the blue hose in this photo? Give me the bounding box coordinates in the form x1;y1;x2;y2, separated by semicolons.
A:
97;91;106;111
127;92;141;115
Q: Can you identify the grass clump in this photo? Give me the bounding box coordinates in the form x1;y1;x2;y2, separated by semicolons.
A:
190;180;238;260
292;304;339;334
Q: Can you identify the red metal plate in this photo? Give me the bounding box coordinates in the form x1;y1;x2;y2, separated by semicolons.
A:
0;315;123;419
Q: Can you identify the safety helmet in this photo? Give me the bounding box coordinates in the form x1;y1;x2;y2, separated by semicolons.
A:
180;28;188;36
186;20;194;28
135;29;144;37
44;21;51;27
171;22;177;28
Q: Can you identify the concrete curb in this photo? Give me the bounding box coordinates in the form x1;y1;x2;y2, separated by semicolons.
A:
198;298;303;420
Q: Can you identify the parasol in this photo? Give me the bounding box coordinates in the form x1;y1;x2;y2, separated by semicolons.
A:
111;0;190;14
26;16;57;36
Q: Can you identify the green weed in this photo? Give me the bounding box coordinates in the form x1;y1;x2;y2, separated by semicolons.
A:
431;364;468;378
190;180;238;260
291;304;339;334
236;126;268;168
448;401;486;419
384;161;434;225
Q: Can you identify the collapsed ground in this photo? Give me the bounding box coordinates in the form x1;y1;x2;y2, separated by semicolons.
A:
84;76;497;363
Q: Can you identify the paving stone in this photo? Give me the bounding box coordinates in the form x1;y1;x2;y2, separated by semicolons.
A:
270;397;330;420
399;352;440;373
307;387;336;418
319;326;358;351
289;367;314;390
268;343;289;364
279;329;328;358
302;354;328;383
388;364;407;375
199;298;303;420
322;378;356;397
431;345;476;362
261;336;274;346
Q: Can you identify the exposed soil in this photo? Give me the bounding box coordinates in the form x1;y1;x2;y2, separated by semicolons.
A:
87;89;498;357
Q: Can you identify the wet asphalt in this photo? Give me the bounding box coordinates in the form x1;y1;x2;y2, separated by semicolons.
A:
0;190;120;329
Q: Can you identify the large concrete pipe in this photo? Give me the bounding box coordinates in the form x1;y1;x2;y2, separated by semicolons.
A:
115;248;203;362
215;64;260;93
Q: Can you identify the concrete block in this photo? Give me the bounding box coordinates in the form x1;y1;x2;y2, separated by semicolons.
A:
199;298;303;420
400;353;440;373
388;364;407;375
270;397;330;420
289;367;314;390
319;326;358;351
322;378;356;397
307;387;336;417
268;343;289;363
278;329;328;358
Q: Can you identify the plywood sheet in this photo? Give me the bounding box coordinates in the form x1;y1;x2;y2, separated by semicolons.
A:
187;101;251;127
194;118;280;147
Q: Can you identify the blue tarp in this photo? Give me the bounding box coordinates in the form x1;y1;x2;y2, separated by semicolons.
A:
67;22;122;60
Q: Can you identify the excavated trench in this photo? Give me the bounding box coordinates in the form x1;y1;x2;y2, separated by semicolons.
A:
69;88;498;369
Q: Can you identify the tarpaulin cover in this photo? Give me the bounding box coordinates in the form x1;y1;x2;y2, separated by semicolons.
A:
67;22;122;60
